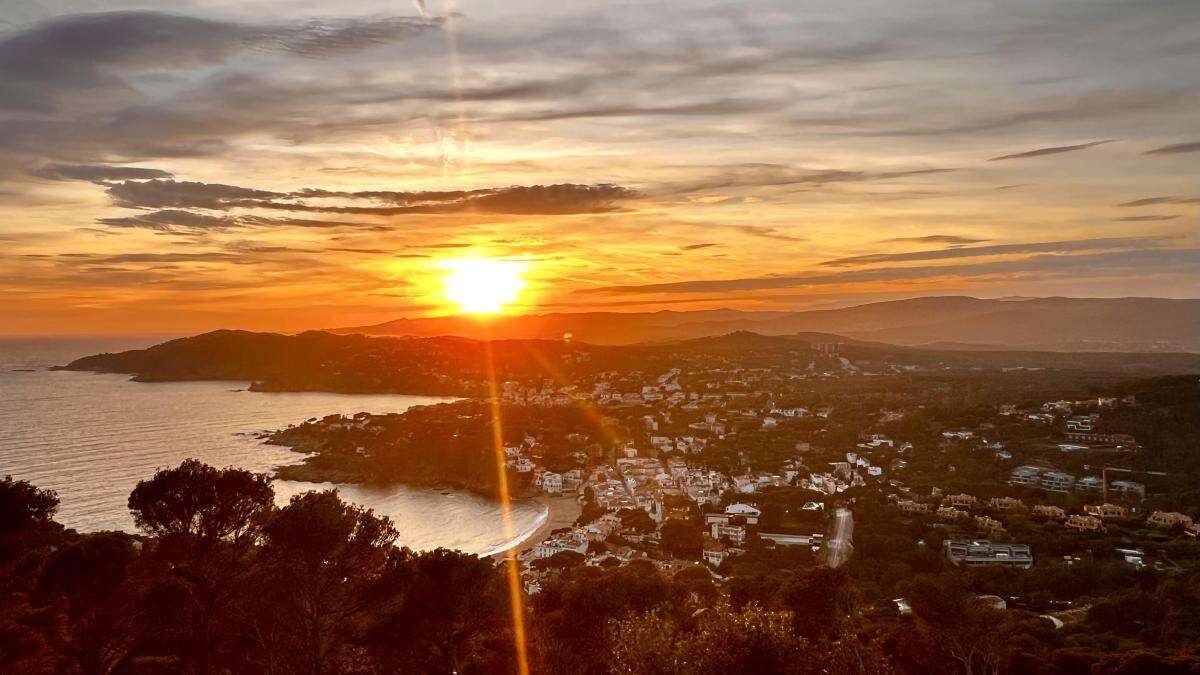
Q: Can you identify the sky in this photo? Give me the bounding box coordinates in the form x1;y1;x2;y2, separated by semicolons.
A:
0;0;1197;335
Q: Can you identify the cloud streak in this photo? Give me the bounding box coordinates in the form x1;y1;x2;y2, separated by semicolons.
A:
988;140;1117;161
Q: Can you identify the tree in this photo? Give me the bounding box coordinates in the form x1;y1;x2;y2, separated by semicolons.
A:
367;548;513;673
609;603;817;675
126;460;276;674
261;489;399;674
0;475;58;532
905;575;1014;675
618;508;655;534
127;458;274;547
660;518;703;559
39;532;142;673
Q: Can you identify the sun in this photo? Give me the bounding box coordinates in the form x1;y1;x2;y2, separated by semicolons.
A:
440;258;529;314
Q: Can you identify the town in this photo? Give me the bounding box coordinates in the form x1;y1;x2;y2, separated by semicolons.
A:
269;339;1200;628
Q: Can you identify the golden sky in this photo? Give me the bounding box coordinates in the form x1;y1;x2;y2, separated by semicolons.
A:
0;1;1197;335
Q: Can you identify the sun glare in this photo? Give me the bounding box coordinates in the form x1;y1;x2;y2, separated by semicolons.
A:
441;258;528;314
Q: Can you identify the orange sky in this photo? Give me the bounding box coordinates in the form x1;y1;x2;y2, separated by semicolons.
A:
0;1;1197;335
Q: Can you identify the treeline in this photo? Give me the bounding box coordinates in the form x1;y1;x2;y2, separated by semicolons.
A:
4;463;1200;674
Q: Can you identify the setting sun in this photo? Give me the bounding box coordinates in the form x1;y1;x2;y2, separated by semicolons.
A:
440;258;529;314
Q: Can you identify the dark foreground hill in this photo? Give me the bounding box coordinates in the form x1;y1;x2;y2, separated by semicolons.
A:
335;296;1200;352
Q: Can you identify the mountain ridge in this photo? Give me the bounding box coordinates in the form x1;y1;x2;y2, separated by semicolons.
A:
332;296;1200;352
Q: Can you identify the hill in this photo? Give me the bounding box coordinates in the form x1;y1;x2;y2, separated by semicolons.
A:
334;296;1200;352
59;329;1200;396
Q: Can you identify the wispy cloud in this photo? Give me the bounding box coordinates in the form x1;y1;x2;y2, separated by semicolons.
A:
881;235;988;245
820;237;1169;267
1116;196;1200;207
1144;141;1200;155
988;140;1116;161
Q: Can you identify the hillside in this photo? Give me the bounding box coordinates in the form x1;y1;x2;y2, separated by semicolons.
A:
334;296;1200;352
59;329;1200;396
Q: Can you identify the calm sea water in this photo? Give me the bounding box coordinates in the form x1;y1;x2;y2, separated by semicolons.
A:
0;338;544;555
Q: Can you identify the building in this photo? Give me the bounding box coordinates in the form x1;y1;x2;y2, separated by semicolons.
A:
944;540;1033;569
1065;416;1094;432
897;500;931;515
937;506;970;522
1009;466;1042;487
1040;470;1076;493
1064;432;1138;449
1065;514;1105;533
758;532;823;548
1032;505;1067;520
988;497;1026;513
539;471;563;494
1109;480;1146;499
945;493;977;508
1147;511;1194;529
1084;503;1128;519
975;515;1005;534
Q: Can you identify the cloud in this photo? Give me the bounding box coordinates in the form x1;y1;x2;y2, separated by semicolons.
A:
96;208;374;233
988;140;1117;161
581;248;1199;295
1144;141;1200;155
681;243;719;250
31;163;172;182
101;179;638;216
658;164;954;196
1116;196;1200;207
821;236;1168;267
1113;215;1180;222
734;226;807;242
881;235;988;245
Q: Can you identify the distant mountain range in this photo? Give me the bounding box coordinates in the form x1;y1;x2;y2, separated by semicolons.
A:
335;296;1200;353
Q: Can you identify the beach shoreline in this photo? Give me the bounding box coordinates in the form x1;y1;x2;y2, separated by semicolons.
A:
491;492;582;560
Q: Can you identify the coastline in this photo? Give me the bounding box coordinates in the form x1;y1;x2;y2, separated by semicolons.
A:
490;493;582;561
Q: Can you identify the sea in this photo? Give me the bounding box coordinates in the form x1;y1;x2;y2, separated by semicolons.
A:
0;337;545;555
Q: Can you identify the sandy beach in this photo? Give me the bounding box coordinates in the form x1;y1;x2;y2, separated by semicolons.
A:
493;493;582;560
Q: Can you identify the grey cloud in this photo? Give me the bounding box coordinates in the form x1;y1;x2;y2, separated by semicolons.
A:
1144;141;1200;155
660;164;953;196
821;237;1168;267
96;208;374;233
1114;215;1180;222
1116;196;1200;207
105;180;284;209
882;235;988;245
31;163;172;182
103;179;638;216
988;140;1117;162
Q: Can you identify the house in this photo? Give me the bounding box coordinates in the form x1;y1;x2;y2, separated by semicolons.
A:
975;515;1005;534
705;504;761;527
1147;511;1194;529
1075;475;1103;492
1032;505;1067;520
988;497;1025;513
702;547;743;567
1065;514;1106;533
944;540;1033;569
1084;503;1128;519
710;523;747;545
897;500;931;515
514;457;535;473
945;493;977;508
540;471;563;494
937;506;970;522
